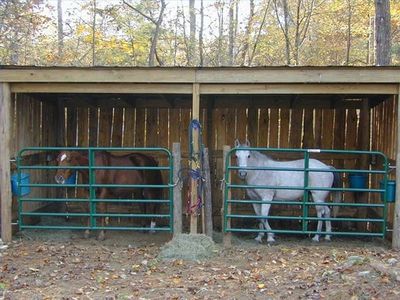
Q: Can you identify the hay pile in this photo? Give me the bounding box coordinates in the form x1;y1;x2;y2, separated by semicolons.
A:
159;234;219;261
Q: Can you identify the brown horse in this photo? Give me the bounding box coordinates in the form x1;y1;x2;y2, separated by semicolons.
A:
55;150;163;240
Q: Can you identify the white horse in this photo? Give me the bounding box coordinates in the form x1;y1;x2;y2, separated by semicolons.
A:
234;139;342;243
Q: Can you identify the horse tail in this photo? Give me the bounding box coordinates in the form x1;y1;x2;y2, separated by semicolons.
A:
330;167;342;218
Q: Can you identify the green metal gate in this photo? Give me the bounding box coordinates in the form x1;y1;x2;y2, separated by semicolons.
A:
15;147;173;232
223;147;391;238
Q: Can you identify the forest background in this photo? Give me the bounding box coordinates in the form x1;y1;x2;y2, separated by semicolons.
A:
0;0;397;67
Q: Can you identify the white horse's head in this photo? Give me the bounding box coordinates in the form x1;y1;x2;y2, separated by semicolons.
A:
234;139;251;179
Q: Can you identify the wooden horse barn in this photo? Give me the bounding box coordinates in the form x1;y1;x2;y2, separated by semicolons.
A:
1;66;400;248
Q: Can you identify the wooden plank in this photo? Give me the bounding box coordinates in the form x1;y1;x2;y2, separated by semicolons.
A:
123;108;135;147
173;143;182;236
190;83;200;234
200;83;399;94
159;109;169;148
225;108;236;148
88;107;98;147
314;109;322;148
269;109;279;147
0;83;12;242
290;109;303;148
334;108;346;152
203;148;213;238
279;109;290;148
56;99;65;146
247;107;258;146
346;109;358;150
146;108;158;147
11;83;193;94
322;109;334;149
169;109;181;145
303;109;315;148
258;108;269;147
3;67;400;84
222;145;232;246
393;85;400;249
66;107;77;147
98;108;112;147
236;108;247;145
112;108;123;147
180;109;191;151
135;108;146;147
200;108;208;148
215;109;227;150
78;107;89;147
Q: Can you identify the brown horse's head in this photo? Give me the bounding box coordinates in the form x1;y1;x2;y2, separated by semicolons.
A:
55;151;81;184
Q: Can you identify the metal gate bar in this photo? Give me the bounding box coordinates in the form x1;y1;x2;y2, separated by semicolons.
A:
16;147;174;232
224;147;389;238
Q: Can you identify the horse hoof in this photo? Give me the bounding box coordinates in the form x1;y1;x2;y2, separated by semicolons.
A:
97;232;105;241
83;230;90;239
311;236;320;243
255;236;263;243
149;230;156;234
267;238;276;244
324;236;332;242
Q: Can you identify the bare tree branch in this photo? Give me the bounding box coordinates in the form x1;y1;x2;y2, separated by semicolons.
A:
123;0;157;24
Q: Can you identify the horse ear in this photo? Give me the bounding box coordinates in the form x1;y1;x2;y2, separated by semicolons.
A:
234;139;240;147
245;139;250;147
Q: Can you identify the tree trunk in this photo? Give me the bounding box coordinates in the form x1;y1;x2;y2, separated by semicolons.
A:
189;0;196;65
241;0;255;66
199;0;204;66
375;0;391;65
148;0;166;66
91;0;96;66
57;0;64;62
217;3;224;66
273;0;291;65
345;0;352;65
228;0;235;65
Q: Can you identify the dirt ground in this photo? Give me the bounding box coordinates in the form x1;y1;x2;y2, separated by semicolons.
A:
1;230;400;300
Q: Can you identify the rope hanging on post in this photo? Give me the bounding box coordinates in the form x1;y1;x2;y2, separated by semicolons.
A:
186;119;204;216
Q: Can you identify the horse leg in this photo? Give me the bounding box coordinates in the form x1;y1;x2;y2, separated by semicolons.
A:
260;200;275;243
84;202;90;239
252;203;264;243
144;189;158;233
324;206;332;241
97;189;108;241
312;204;324;242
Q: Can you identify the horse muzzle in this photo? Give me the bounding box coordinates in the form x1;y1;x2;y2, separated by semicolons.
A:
55;175;65;184
238;171;247;179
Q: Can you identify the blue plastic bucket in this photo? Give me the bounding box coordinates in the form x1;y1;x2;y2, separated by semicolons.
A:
11;173;31;196
64;172;77;185
380;180;396;203
349;174;367;189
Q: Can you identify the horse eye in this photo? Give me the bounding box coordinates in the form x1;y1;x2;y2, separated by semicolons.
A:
247;155;250;158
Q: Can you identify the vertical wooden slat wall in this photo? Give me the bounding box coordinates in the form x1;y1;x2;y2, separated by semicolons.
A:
11;93;398;231
371;97;398;229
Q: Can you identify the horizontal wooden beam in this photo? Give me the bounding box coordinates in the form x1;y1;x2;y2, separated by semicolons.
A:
10;82;397;99
11;83;193;94
2;68;196;83
200;83;398;94
2;67;400;84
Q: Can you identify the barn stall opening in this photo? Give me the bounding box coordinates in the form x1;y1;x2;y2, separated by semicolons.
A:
1;66;400;247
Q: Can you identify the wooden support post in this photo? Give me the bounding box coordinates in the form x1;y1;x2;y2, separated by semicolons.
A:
190;83;200;234
173;143;182;237
393;86;400;249
356;98;370;232
222;145;232;247
203;147;213;238
0;83;12;242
